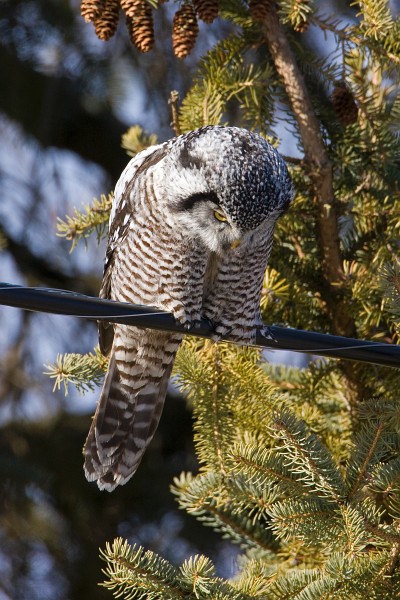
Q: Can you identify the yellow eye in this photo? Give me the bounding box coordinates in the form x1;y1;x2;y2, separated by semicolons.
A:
214;210;227;222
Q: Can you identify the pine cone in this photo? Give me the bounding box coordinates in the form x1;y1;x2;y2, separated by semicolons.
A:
80;0;105;23
126;2;154;52
193;0;219;24
332;81;358;127
172;3;199;58
248;0;270;21
93;0;120;41
120;0;142;19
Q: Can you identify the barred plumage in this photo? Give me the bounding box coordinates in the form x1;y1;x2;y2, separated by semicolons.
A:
83;126;294;491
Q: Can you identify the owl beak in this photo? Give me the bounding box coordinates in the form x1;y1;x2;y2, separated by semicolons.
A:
230;239;241;249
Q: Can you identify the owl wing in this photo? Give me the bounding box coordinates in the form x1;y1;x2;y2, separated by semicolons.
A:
84;142;187;491
98;142;169;356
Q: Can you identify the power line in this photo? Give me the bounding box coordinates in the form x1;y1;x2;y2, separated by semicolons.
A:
0;282;399;368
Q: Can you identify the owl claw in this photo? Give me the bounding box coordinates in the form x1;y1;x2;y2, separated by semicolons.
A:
259;325;277;342
185;318;215;335
189;318;202;330
173;311;196;330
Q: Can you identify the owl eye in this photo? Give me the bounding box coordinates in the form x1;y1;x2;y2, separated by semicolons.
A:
214;210;227;222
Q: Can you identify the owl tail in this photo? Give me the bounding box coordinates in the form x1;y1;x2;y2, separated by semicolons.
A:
83;332;181;492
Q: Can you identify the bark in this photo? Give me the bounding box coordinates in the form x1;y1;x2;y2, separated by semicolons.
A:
261;6;355;338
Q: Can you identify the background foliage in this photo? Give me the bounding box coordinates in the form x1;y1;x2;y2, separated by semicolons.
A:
0;1;400;599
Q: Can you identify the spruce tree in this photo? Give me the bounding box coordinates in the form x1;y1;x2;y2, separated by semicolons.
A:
49;0;400;597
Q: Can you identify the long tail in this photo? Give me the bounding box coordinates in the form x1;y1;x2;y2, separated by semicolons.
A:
83;329;181;491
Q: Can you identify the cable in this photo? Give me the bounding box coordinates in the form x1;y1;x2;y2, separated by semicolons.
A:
0;282;399;368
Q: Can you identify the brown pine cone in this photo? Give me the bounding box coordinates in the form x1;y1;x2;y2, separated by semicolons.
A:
248;0;270;21
172;3;199;59
332;81;358;127
93;0;120;40
120;0;142;19
80;0;105;23
193;0;219;24
126;2;154;52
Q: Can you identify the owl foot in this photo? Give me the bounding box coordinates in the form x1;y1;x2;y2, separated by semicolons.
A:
172;311;198;331
258;325;277;343
185;317;215;335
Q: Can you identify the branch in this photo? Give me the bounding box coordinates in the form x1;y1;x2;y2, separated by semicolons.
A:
260;6;352;336
0;283;399;369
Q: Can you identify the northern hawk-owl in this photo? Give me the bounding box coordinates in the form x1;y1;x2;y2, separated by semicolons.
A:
83;126;294;491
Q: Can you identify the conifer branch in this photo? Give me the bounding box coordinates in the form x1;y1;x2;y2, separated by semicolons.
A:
174;342;237;473
210;353;226;476
172;472;278;552
205;498;278;552
310;13;400;65
260;6;352;337
363;521;400;544
101;536;250;599
229;444;306;495
100;538;187;599
44;348;108;395
383;535;400;577
267;497;336;546
121;125;158;157
370;455;400;518
348;422;385;500
57;194;113;250
379;260;400;316
339;506;370;555
272;411;346;503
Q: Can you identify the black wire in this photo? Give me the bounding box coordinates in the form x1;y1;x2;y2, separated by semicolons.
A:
0;282;399;368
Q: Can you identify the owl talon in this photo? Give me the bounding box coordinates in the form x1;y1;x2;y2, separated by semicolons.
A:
190;318;203;330
259;325;276;342
185;318;215;335
173;312;196;330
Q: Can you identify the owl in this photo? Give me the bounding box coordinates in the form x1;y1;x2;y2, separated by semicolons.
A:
83;126;294;491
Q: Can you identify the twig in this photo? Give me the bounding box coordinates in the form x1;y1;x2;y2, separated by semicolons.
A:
169;90;181;136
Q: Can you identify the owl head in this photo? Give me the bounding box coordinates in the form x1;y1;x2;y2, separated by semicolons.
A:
158;126;294;253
